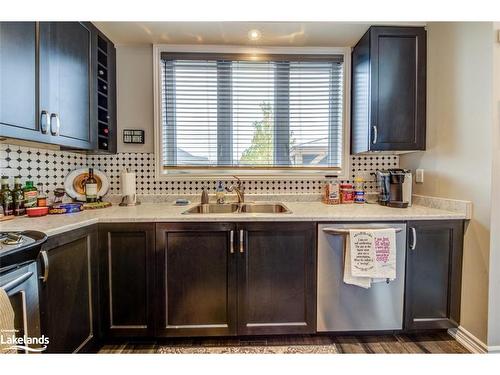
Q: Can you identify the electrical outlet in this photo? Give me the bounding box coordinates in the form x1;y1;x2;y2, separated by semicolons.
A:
416;169;424;183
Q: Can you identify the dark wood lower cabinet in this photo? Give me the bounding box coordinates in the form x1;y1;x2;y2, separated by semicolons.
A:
98;223;155;337
237;222;317;335
155;222;316;337
155;223;237;337
36;218;467;351
404;220;464;330
38;225;98;353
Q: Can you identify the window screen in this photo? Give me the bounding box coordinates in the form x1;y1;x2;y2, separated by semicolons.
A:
160;53;344;170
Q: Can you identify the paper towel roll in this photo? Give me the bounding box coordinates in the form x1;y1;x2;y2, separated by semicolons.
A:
121;170;136;197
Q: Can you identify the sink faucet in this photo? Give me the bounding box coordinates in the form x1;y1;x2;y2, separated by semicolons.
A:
201;187;209;205
226;176;244;203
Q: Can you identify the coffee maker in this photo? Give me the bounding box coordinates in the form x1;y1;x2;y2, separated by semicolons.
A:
376;169;412;208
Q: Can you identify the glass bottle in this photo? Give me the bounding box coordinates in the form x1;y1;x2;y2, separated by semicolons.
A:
1;176;14;216
13;176;26;216
23;180;38;208
85;168;98;203
37;182;47;207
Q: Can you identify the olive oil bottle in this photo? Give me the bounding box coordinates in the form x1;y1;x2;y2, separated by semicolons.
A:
12;176;26;216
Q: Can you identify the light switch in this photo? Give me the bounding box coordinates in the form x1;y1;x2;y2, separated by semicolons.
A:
416;169;424;183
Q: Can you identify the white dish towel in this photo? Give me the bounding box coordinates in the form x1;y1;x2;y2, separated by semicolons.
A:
343;228;397;288
0;288;16;354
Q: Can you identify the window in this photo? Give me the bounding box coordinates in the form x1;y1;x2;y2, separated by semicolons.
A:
155;47;349;177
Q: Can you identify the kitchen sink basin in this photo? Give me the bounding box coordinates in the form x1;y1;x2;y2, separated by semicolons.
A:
182;202;291;214
239;203;291;214
182;203;240;214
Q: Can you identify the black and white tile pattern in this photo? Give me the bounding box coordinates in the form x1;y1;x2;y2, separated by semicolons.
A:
0;143;398;195
0;144;87;194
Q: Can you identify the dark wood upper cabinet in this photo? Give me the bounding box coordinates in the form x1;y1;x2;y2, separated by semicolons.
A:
237;222;317;335
155;223;238;337
39;22;93;149
404;220;464;331
0;21;117;153
0;22;42;141
98;223;155;337
351;26;426;153
38;225;98;353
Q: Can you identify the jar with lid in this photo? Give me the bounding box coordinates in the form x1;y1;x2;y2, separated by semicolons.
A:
322;177;340;205
353;176;365;204
340;183;355;204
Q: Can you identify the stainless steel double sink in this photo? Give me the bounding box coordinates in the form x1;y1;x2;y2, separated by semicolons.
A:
182;202;291;214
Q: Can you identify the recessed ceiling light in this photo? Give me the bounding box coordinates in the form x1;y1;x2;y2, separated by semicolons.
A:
248;29;262;41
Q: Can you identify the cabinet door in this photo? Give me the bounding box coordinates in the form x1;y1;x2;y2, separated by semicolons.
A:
237;222;317;335
39;226;98;353
405;220;464;330
155;223;237;337
99;223;155;337
39;22;93;149
0;22;45;141
370;27;426;151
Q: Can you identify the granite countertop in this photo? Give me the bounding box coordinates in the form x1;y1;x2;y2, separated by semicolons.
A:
0;201;467;237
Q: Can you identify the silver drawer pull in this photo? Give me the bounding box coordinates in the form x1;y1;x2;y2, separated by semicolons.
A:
410;227;417;250
239;230;244;253
372;125;378;144
229;230;234;254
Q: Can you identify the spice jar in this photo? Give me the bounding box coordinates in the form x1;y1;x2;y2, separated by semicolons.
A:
340;183;355;204
322;177;340;205
354;176;365;204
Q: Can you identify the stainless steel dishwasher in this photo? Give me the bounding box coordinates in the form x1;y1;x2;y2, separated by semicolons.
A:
317;223;407;332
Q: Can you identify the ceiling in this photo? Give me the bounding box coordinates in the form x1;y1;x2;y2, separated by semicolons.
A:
93;22;426;47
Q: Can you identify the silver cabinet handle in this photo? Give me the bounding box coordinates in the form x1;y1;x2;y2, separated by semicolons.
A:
239;229;244;253
39;250;49;283
372;125;378;144
410;227;417;250
40;111;49;134
229;230;234;254
50;113;60;136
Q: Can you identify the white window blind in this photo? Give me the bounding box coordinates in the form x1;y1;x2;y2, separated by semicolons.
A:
161;53;344;170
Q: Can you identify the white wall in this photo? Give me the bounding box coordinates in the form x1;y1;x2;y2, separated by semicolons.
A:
400;22;494;344
116;45;154;153
487;23;500;349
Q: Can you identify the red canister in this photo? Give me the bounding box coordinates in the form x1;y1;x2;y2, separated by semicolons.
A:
340;183;355;204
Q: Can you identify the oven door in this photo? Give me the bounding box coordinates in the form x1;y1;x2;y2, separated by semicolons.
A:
0;261;41;353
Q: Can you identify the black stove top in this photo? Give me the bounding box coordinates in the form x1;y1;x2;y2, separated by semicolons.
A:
0;231;47;272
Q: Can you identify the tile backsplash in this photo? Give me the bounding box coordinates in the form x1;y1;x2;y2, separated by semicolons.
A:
0;143;398;195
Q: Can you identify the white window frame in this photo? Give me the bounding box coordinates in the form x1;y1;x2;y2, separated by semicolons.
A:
153;44;351;180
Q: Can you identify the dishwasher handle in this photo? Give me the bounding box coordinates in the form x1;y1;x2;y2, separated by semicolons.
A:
322;227;403;235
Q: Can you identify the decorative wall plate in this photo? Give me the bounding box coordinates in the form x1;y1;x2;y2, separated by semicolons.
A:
64;168;110;202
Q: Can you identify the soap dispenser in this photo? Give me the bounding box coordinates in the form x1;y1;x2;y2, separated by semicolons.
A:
216;181;225;204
